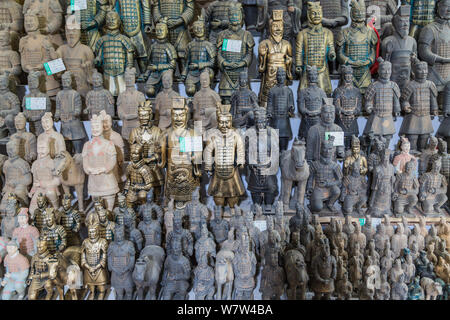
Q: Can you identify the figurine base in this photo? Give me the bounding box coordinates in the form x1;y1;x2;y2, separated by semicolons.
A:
309;204;343;217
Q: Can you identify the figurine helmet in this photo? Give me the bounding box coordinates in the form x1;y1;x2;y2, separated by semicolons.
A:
216;103;232;121
350;0;366;21
351;135;360;148
18;207;29;218
254;107;267;121
66;14;81;30
393;4;411;21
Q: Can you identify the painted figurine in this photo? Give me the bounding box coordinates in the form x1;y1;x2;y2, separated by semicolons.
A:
419;157;448;216
58;194;81;247
369;149;395;218
407;0;435;39
230;72;258;131
84;70;115;118
393;160;419;217
1;239;29;300
192;70;221;132
392;137;416;174
0;71;19;139
205;0;236;44
153;71;182;131
26;238;56;300
343;136;368;177
75;0;108;49
10;113;37;164
12;208;39;257
437;82;450;147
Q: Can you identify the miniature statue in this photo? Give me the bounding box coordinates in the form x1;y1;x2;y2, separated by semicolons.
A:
426;225;440;248
192;70;221;132
232;233;257;299
94;10;134;96
341;159;368;216
82;114;119;211
342;215;355;238
194;223;216;265
419;157;448;216
260;250;285;300
166;211;194;258
284;239;309;300
336;266;353;300
209;206;230;245
295;2;335;95
256;0;301;41
369;149;395;217
31;193;49;234
311;238;336;300
0;0;23;52
403;253;417;284
350;222;367;253
113;194;137;232
74;0;108;49
185;188;209;240
1;239;29;300
217;5;255;103
421;277;444;300
41;208;67;255
392;137;416;174
0;72;19;138
392;160;419;217
390;272;408;300
26;238;56;300
407;276;424;300
56;15;95;98
438;82;450;147
138;205;162;247
138;189;164;223
215;248;235;300
307;136;343;215
85;70;115;118
132;245;165;300
205;0;235;44
410;226;426;252
419;136;439;176
161;239;191;300
435;256;450;283
193;253;215;300
380;241;395;274
22;72;51;136
437;139;450;212
230;72;258;131
391;225;408;259
12;208;39;257
258;10;293;106
343;136;368;177
58;194;81;247
336;0;377;94
381;5;417;91
103;110;127;187
1;194;18;239
10;113;37;164
418;0;450;92
54;71;88;154
153;71;182;130
37;112;66;159
399;60;438;152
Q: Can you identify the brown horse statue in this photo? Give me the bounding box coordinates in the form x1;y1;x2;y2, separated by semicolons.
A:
53;151;85;212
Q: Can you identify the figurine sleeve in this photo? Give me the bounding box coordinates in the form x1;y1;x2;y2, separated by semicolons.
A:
286;42;293;79
203;135;215;170
94;37;105;56
106;92;115;117
74;92;82;116
55;93;61;120
258;40;269;73
429;81;439;114
181;0;194;25
243;32;255;67
364;83;376;111
9;51;21;77
141;0;152;26
336;30;349;65
418;26;438;64
400;83;413;111
297;89;306;116
202;42;216;70
235;132;245;166
368;30;378;65
392;82;401;114
326;30;336;61
295;32;304;68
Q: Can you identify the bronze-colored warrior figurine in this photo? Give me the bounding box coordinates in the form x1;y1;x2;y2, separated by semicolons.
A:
94;10;134;96
419;156;448;216
73;0;108;49
217;5;255;103
204;104;245;215
369;149;395;218
193;70;221;132
363;58;401;150
205;0;236;44
393;160;419;218
10;113;37;164
58;194;81;247
399;59;438;152
27;238;57;300
144;20;177;97
381;5;417;91
153;71;182;130
0;0;23;51
297;65;327;140
418;0;450;92
0;72;19;138
340;159;367;216
258;10;292;106
55;71;88;154
56;15;95;98
230;71;258;131
159;99;201;204
152;0;194;73
296;1;335;95
182;14;216;97
85;70;115;119
111;0;152;77
336;0;377;94
0;28;21;93
343;135;368;177
438;82;450;147
333;66;362;149
31;193;49;234
41;208;67;255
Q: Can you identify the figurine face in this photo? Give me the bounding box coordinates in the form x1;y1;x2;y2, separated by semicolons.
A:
66;28;80;48
437;0;450;20
0;74;8;90
41;117;53;132
393;16;410;38
255;117;267;130
321;142;334;159
45;211;55;227
24;15;39;33
156;23;168;40
172;108;187;128
307;68;318;83
37;240;48;254
351;3;365;22
276;69;286;84
239;74;248;87
130;147;142;163
125;70;135;87
6;243;18;256
92;74;103;88
415;63;428;80
352;142;360;155
102;115;112;132
270;20;283;40
91;119;103;137
307;5;323;25
0;31;9;47
28;75;39;90
106;12;120;30
379;63;392;80
88;226;98;240
37;195;46;208
193;22;205;39
229;8;242;26
322;108;335;124
37;143;49;158
62;75;72;89
15;116;26;130
172;240;182;256
162;73;172;89
138;109;151;126
218;115;231;133
200;72;210;88
115;227;125;242
343;70;353;84
98;209;107;223
62;197;71;210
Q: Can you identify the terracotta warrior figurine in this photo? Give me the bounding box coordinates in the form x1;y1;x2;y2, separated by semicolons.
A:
0;0;23;52
138;198;162;247
393;160;419;217
10;113;37;164
166;210;194;258
153;71;182;131
311;238;336;300
392;137;416;174
419;157;448;216
41;208;66;255
113;193;137;236
30;193;49;234
1;239;29;300
369;149;395;218
232;233;257;299
341;159;368;216
260;249;286;300
1;194;19;239
419;136;439;175
230;72;258;131
73;0;108;49
58;194;81;247
0;28;20;93
0;71;19;139
438;82;450;147
36;112;65;159
205;0;236;45
85;70;115;119
12;208;39;257
258;9;293;106
192;70;221;132
209;206;230;245
193;254;215;300
185;188;209;240
82;113;119;211
26;238;56;300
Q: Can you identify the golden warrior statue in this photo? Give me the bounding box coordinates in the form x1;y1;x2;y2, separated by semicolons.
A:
258;10;293;107
295;1;336;95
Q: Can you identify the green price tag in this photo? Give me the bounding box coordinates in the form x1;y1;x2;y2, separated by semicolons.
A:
25;97;31;110
359;218;365;226
179;137;186;153
43;62;52;75
222;39;228;51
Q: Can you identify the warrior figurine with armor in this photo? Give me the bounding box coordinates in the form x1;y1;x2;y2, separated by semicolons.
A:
296;1;335;95
194;223;216;265
343;135;368;177
0;28;21;93
311;238;336;300
185;188;209;240
230;72;258;131
41;208;66;255
84;70;115;119
193;253;215;300
256;0;301;41
437;138;450;211
1;239;29;300
31;193;49;234
161;239;191;300
407;0;436;39
138;201;162;247
205;0;237;44
258;10;293;106
393;160;419;217
340;157;367;216
12;208;39;257
217;5;255;103
10;113;36;164
1;193;19;239
73;0;108;49
193;70;221;132
166;210;194;257
369;149;395;217
437;82;450;147
58;194;81;247
209;206;230;245
36;112;66;159
153;71;182;130
419;157;448;216
336;0;377;94
318;0;348;38
233;232;257;299
0;0;23;51
27;238;57;300
113;194;137;236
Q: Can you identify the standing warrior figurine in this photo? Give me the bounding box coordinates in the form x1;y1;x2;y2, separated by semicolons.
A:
393;160;419;218
37;113;66;159
232;233;257;300
0;28;21;94
230;72;258;131
41;208;67;255
58;195;81;247
10;113;37;164
22;72;51;136
438;82;450;147
437;139;450;212
363;58;401;149
193;70;221;132
258;10;293;106
343;135;368;176
12;208;39;257
55;71;88;154
0;0;23;51
204;104;246;216
144;20;177;97
205;0;236;45
369;149;395;218
418;0;450;92
0;72;19;138
318;0;349;39
399;59;438;152
94;10;134;96
311;238;336;300
333;66;362;149
406;0;435;39
153;71;182;130
267;68;294;151
1;194;19;238
161;239;191;300
1;240;29;300
419;157;448;216
82;114;119;211
217;5;255;103
74;0;108;49
182;14;216;97
85;70;115;119
295;1;335;95
336;0;377;94
113;194;137;236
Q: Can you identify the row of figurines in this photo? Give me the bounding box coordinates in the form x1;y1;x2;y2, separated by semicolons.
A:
1;189;450;300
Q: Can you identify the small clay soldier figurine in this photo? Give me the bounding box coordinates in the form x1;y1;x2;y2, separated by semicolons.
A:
166;211;194;257
55;72;88;154
381;5;417;91
297;66;327;140
438;82;450;147
311;238;336;300
343;136;368;177
94;10;134;96
12;208;39;257
85;70;115;119
194;223;216;265
256;0;301;41
37;112;66;159
393;137;416;174
217;5;255;103
419;157;448;216
81;223;109;300
138;202;162;247
58;195;81;247
266;68;294;151
117;67;145;155
409;226;426;252
153;71;182;130
107;225;135;300
333;66;362;149
182;14;216;97
144;20;177;97
363;58;401;149
0;72;19;138
336;0;377;94
209;206;230;245
418;0;450;93
230;72;258;131
56;15;95;98
0;1;23;53
193;70;221;132
306;100;345;163
41;208;67;255
22;72;51;136
193;254;215;300
1;239;29;300
31;193;49;234
161;239;191;300
103;111;127;187
399;60;438;152
317;0;348;41
260;250;286;300
232;232;257;300
307;136;343;215
0;29;20;92
82;113;119;211
205;0;235;44
113;194;137;235
341;159;368;216
437;139;450;211
420;136;439;175
185;188;209;240
88;204;116;243
391;273;408;300
369;149;395;218
393;160;419;218
204;104;246;216
27;238;56;300
258;10;293;106
244;107;279;210
10;113;37;164
74;0;108;49
1;194;19;239
295;1;335;96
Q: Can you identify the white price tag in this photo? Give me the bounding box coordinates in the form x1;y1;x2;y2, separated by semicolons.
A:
71;0;87;10
43;58;66;75
222;39;242;53
325;131;344;147
25;97;47;111
254;220;267;232
371;218;382;228
179;136;203;152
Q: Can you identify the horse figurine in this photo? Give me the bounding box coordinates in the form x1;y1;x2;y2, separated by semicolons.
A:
280;138;310;211
132;245;165;300
48;246;82;300
284;248;309;300
53;151;85;212
215;248;234;300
